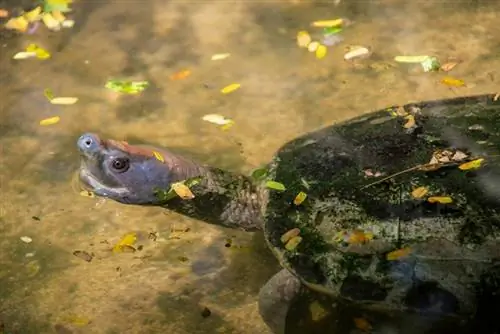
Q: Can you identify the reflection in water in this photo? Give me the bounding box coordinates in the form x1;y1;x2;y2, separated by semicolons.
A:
0;0;499;333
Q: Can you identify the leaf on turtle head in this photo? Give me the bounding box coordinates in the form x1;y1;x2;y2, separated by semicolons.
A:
293;191;307;205
411;186;428;199
172;182;195;200
403;115;416;129
386;247;411;261
152;151;165;162
265;180;286;191
458;158;484;171
281;228;301;244
112;233;137;253
284;236;302;251
353;317;372;332
427;196;453;204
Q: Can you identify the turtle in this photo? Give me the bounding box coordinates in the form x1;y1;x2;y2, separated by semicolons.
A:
77;93;500;333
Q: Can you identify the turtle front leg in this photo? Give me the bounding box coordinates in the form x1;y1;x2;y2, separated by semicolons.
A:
258;269;303;334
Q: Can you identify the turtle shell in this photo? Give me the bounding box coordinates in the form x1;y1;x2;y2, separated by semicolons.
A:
263;94;500;316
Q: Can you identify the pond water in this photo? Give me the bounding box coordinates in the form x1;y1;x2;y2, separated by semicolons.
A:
0;0;499;333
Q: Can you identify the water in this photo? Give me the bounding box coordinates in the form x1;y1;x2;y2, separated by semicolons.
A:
0;0;499;333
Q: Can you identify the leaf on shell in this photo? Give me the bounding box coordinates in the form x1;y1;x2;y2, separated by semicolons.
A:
458;158;484;171
280;228;300;244
411;186;428;199
284;236;302;251
172;182;195;200
293;191;307;205
347;230;373;244
221;83;241;94
265;180;286;191
427;196;453;204
403;114;416;128
386;247;411;260
494;93;499;101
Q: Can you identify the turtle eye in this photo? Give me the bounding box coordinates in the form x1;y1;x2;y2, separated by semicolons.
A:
110;158;130;172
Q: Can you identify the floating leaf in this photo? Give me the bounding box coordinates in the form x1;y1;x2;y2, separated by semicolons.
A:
73;250;93;262
20;236;33;243
5;16;29;32
221;83;241;94
61;19;75;28
265;181;286;191
420;56;440;72
202;114;233;125
171;182;195;199
427;196;453;204
296;31;311;48
440;62;459;72
403;114;416;128
39;116;60;126
307;41;320;52
323;26;342;35
386;247;411;260
394;55;430;63
50;97;78;105
105;80;149;94
353;318;372;332
13;51;36;60
281;228;300;244
170;69;191;80
411;186;429;199
293;191;307;205
459;158;484;170
64;315;91;327
152;151;165;162
24;6;42;22
441;77;465;87
51;10;66;22
211;53;230;60
344;46;370;60
315;44;327;59
311;19;343;27
113;233;137;252
42;13;61;31
251;168;268;181
284;236;302;251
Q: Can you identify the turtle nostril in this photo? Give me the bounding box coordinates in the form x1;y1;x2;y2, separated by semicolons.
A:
85;139;92;147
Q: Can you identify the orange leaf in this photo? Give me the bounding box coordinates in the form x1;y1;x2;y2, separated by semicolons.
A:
347;230;373;244
441;77;465;87
170;70;191;80
386;247;411;260
353;317;372;332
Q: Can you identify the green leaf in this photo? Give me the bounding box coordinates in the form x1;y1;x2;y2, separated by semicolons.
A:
265;180;286;191
251;168;268;181
323;27;342;35
420;56;440;72
105;80;149;94
43;88;55;100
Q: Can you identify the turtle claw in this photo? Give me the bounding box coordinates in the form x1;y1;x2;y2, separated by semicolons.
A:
258;269;303;334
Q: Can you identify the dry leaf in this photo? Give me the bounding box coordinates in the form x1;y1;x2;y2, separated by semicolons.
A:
152;151;165;162
221;83;241;94
113;233;137;252
0;9;9;18
386;247;411;260
211;53;230;60
39;116;60;126
170;69;191;80
315;44;327;59
427;196;453;204
293;191;307;205
281;228;300;244
73;250;93;262
459;158;484;170
353;317;373;332
311;19;343;27
296;31;311;48
50;97;78;105
284;236;302;251
411;186;429;199
403;114;416;128
172;182;195;199
441;77;465;87
440;62;459;72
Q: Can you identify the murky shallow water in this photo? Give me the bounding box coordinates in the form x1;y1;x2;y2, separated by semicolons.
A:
0;0;499;333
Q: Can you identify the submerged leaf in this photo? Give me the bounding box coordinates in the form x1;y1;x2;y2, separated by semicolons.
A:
441;77;465;87
293;191;307;205
427;196;453;204
386;247;411;260
13;51;36;60
353;317;372;332
251;168;268;181
221;83;241;94
440;62;459;72
211;53;231;60
394;55;430;63
265;181;286;191
458;158;484;171
347;230;373;244
73;250;93;262
105;80;149;94
170;69;191;80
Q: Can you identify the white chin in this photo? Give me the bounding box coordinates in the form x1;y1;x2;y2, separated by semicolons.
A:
79;168;128;196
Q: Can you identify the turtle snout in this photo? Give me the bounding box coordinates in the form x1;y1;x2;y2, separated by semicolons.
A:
77;133;101;154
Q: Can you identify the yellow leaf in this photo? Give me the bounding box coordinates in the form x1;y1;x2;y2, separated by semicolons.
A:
458;158;484;171
307;41;319;52
280;228;300;244
494;93;499;101
42;12;61;30
403;114;415;128
39;116;60;126
221;83;241;94
79;190;95;198
51;10;66;22
24;6;42;22
441;77;465;87
315;44;327;59
427;196;453;204
50;97;78;105
347;230;373;244
152;151;165;162
411;186;428;199
293;191;307;205
5;16;29;32
311;19;343;27
113;233;137;252
296;31;311;48
284;236;302;251
172;182;195;199
220;120;235;131
211;53;230;60
386;247;411;260
353;317;372;332
394;55;430;63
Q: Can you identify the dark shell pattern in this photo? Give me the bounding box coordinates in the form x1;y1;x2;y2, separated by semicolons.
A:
263;94;500;316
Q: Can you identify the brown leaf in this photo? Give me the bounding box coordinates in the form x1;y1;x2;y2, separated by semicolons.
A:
73;250;93;262
440;62;459;72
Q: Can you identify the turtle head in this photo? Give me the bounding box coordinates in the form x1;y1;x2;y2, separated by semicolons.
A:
77;133;202;205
